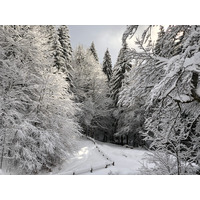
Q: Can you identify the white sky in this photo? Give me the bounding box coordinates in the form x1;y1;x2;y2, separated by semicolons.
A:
68;25;165;65
68;25;126;65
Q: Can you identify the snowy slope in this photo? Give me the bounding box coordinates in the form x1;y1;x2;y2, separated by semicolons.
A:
52;136;111;175
0;137;150;175
53;137;150;175
89;141;149;175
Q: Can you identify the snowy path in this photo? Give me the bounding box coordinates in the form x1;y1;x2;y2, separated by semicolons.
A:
83;141;149;175
53;137;150;175
52;136;112;175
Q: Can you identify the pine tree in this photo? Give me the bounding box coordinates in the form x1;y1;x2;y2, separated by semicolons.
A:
116;38;158;147
74;45;86;66
110;42;131;105
45;25;58;56
103;49;112;81
52;31;66;72
89;41;99;62
154;25;165;56
58;25;73;71
57;25;74;85
108;42;132;145
71;46;114;141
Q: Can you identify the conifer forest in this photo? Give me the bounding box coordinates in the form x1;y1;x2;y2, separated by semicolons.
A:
1;25;200;175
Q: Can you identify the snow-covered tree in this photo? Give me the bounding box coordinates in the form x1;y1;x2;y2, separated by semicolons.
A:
72;45;114;141
103;48;112;81
143;25;200;174
0;25;81;174
154;25;165;56
116;38;161;146
156;25;190;58
58;25;73;68
110;42;131;105
89;41;99;62
52;31;66;72
58;25;73;83
121;25;200;174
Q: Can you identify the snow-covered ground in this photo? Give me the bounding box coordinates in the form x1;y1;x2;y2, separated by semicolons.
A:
0;136;151;175
53;137;150;175
52;137;110;175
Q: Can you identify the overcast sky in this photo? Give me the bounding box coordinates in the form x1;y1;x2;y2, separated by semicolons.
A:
68;25;161;65
68;25;127;65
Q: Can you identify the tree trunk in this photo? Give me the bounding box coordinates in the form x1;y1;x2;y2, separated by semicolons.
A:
126;135;128;145
176;150;180;175
0;132;6;169
118;136;120;144
103;133;107;142
86;126;88;136
121;135;124;146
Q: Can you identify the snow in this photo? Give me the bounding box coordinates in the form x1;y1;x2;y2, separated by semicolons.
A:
173;94;191;102
0;136;150;175
83;141;150;175
52;137;150;175
196;85;200;97
51;137;111;175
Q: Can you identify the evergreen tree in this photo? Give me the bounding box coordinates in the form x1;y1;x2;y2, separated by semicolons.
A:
58;25;73;71
72;46;114;141
109;42;132;145
57;25;74;85
116;38;157;147
74;45;86;66
103;49;112;81
45;25;58;56
154;25;165;56
110;42;131;105
89;41;99;62
0;25;81;174
45;25;74;86
52;31;66;72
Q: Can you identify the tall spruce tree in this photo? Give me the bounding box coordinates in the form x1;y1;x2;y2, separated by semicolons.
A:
89;41;99;62
154;25;165;56
44;26;65;72
58;25;73;70
57;25;74;84
52;32;66;72
109;42;131;145
103;49;112;81
110;42;131;105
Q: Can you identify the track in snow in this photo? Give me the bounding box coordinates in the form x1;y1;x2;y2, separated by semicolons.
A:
53;136;149;175
52;136;113;175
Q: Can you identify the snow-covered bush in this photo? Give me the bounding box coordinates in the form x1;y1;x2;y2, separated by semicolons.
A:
140;150;198;175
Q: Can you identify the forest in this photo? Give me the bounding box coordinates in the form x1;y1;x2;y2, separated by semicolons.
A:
0;25;200;175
